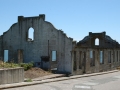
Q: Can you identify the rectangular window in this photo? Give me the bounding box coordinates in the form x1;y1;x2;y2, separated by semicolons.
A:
73;51;77;71
119;51;120;61
93;51;95;66
117;51;118;62
90;51;95;66
100;51;104;64
79;51;82;69
52;51;57;61
90;50;93;58
4;50;9;62
108;51;111;63
113;51;115;62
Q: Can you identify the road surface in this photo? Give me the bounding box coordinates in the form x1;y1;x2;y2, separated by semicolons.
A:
4;71;120;90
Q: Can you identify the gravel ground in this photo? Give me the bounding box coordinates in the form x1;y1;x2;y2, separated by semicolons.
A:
24;67;53;79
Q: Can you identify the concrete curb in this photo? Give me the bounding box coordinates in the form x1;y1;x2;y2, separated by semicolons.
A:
0;70;119;89
32;74;66;81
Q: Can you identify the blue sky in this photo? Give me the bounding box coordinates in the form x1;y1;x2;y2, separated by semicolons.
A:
0;0;120;42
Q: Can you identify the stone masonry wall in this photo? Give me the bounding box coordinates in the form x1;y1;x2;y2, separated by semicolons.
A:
1;15;74;73
72;47;120;75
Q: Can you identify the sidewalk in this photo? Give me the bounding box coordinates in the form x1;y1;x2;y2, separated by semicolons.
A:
0;70;119;89
32;74;66;81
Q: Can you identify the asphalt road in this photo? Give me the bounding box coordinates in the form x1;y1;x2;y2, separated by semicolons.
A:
4;71;120;90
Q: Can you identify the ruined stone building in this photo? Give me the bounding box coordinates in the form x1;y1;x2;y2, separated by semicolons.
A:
0;14;75;73
0;14;120;75
72;32;120;75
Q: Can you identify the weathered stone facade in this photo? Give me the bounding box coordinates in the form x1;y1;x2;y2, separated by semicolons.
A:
0;15;120;75
0;14;75;73
72;32;120;75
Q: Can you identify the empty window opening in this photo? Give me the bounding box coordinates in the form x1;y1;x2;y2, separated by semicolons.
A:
108;51;111;63
117;51;118;62
95;38;99;45
28;27;34;41
119;51;120;61
100;51;104;64
113;51;115;62
93;51;95;66
82;52;86;65
73;51;77;71
90;50;93;58
90;51;95;66
83;52;86;73
79;51;82;69
52;51;57;61
83;52;86;59
4;50;8;62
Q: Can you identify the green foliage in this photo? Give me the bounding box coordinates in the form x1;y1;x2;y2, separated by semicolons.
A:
25;78;32;82
0;62;20;68
19;62;34;71
0;60;34;71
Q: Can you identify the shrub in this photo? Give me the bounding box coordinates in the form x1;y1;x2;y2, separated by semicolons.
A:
25;78;32;82
19;62;34;71
0;62;20;68
0;61;34;70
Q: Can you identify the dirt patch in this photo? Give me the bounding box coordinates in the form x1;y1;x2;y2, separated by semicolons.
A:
117;67;120;70
24;67;53;79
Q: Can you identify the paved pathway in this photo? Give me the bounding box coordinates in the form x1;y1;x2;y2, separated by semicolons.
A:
3;70;120;90
32;74;65;81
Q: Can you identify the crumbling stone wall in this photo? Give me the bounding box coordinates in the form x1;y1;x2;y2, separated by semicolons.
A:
2;15;119;75
72;32;120;75
1;14;74;73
